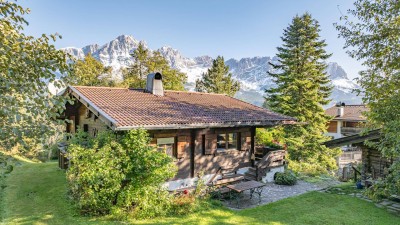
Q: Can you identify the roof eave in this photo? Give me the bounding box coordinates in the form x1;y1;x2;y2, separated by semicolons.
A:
114;120;295;131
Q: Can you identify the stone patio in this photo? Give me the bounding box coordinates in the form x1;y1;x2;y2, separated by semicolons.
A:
222;179;340;209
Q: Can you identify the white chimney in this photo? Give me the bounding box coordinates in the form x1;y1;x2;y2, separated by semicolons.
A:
146;72;164;96
337;102;345;117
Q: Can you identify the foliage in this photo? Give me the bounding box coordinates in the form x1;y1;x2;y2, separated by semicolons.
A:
67;129;177;217
3;162;400;224
255;128;285;147
265;13;341;174
336;0;400;196
0;1;71;152
274;170;297;186
195;56;240;96
0;152;14;176
365;161;400;201
123;42;187;90
288;159;333;177
68;54;114;86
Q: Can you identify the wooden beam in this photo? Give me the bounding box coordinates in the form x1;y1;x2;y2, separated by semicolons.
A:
190;130;196;178
250;126;256;167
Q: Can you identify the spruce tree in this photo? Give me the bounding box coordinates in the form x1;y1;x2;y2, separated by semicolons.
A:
195;56;240;97
266;13;340;173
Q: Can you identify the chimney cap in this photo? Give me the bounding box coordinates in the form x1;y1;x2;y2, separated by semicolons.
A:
146;72;164;96
335;102;346;107
154;72;162;80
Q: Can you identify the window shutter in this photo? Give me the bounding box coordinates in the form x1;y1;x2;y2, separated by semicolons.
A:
241;132;251;151
149;138;157;147
177;136;189;159
204;134;217;155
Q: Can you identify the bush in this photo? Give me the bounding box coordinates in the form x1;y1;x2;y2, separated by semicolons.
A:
274;170;297;186
365;161;400;201
67;129;177;217
255;128;284;147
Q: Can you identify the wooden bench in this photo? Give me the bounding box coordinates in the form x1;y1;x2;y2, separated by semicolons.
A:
207;166;245;199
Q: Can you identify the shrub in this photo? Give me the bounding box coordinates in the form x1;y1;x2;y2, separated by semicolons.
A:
256;128;284;147
66;129;177;217
274;170;297;186
365;161;400;201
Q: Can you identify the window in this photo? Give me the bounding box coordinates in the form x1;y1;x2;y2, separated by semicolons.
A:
157;137;175;158
83;124;89;132
217;134;226;149
228;133;238;149
217;133;238;151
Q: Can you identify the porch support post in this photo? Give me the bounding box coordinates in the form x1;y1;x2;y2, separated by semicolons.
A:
190;129;196;178
250;126;256;167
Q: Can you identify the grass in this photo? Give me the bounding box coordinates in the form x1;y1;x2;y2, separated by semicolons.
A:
1;161;399;225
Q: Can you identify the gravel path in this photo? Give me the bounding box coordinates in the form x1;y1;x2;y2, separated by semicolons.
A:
223;179;341;210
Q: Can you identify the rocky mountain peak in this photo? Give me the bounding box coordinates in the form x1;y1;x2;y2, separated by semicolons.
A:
82;44;99;56
327;62;349;80
61;34;362;105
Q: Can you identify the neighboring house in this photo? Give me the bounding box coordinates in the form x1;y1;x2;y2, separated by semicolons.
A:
325;103;368;140
60;73;295;190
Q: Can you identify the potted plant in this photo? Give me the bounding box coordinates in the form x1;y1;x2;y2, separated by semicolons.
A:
356;178;364;189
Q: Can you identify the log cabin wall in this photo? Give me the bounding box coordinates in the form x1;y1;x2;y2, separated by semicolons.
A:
357;143;392;178
148;127;253;181
77;104;108;137
65;102;109;137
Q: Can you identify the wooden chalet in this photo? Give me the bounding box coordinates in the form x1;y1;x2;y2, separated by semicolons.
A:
60;73;295;190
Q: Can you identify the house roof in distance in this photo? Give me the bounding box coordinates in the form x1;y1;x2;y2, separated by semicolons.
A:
325;104;368;122
67;86;296;130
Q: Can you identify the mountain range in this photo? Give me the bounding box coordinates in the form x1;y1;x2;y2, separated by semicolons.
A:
62;35;362;106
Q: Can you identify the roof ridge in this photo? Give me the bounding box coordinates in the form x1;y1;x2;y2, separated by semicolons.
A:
164;90;228;96
72;85;128;90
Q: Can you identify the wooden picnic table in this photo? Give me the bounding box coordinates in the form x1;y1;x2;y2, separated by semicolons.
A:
227;180;266;208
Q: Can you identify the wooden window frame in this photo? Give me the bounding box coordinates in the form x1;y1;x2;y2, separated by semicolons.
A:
216;132;239;151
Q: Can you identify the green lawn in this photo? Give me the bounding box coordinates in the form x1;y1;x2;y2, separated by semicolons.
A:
1;161;399;225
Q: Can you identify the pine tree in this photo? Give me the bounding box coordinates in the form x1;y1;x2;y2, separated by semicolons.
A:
266;13;340;173
69;54;113;86
123;44;187;90
195;56;240;97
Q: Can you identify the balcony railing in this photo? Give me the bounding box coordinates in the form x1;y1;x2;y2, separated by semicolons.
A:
341;127;364;135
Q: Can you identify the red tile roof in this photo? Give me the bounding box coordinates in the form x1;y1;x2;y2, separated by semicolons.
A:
69;86;295;130
325;105;368;121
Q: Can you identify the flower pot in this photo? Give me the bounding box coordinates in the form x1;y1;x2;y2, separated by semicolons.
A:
356;181;364;189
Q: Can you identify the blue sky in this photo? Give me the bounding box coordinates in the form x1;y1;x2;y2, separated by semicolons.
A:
20;0;362;79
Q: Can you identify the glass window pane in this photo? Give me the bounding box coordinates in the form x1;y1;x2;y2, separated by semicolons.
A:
228;133;237;149
156;138;175;158
217;134;226;149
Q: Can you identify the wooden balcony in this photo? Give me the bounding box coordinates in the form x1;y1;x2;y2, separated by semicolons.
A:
341;127;364;135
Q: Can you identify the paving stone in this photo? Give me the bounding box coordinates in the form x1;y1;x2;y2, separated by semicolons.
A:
387;209;398;214
390;203;400;209
380;201;393;206
222;180;341;210
386;206;400;212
